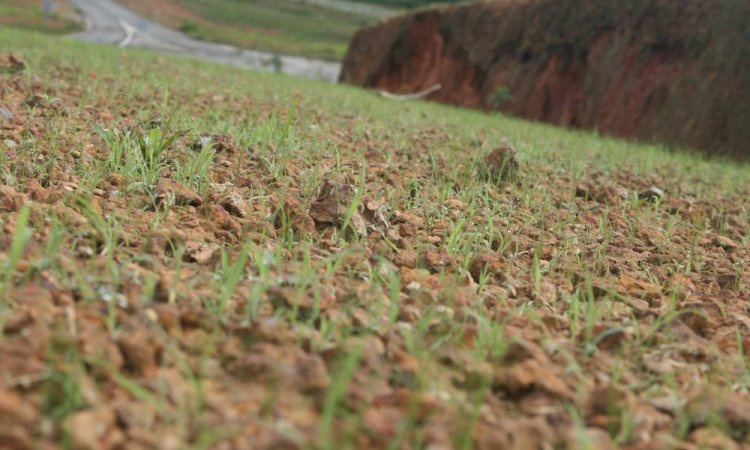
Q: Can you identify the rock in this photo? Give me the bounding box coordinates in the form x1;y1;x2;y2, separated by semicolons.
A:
620;297;650;316
3;138;18;150
228;352;279;382
0;185;26;212
184;242;219;265
469;252;506;283
496;358;573;400
295;354;330;393
638;186;664;202
27;180;64;204
309;180;356;224
589;324;628;351
24;94;46;109
210;182;248;217
576;181;630;204
716;272;739;290
145;118;162;130
397;304;421;323
155;178;202;207
689;427;740;450
566;427;615;450
309;179;366;235
113;400;157;431
63;407;117;450
190;133;235;152
117;329;160;375
423;250;451;272
481;143;519;182
686;386;750;432
0;106;13;121
0;387;38;450
207;204;241;234
393;249;418;269
0;53;25;74
714;235;738;251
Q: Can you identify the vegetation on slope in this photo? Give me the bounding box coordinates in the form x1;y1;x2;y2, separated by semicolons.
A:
1;28;749;450
119;0;379;60
0;0;81;34
356;0;463;8
117;0;474;60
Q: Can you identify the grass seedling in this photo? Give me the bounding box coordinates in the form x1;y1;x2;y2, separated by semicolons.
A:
1;206;32;303
317;346;363;450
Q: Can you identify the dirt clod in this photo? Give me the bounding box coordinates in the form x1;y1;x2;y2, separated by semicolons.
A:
309;179;366;235
0;53;25;74
0;106;13;122
638;186;664;202
117;329;161;375
156;178;202;207
481;143;519;182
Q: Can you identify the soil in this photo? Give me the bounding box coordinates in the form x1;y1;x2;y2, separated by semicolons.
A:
340;0;750;159
1;45;750;450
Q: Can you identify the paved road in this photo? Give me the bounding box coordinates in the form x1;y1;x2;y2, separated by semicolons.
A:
67;0;342;82
302;0;395;18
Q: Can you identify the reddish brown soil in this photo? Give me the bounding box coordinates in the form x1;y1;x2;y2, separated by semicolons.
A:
340;0;750;158
1;45;750;449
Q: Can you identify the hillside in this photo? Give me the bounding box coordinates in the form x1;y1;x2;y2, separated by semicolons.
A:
0;0;80;33
1;27;750;450
116;0;468;60
356;0;464;7
340;0;750;158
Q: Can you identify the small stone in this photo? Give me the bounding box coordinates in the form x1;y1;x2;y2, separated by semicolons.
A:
190;133;234;152
469;252;506;283
309;179;366;235
686;386;750;431
619;298;649;317
0;53;25;74
566;427;615;450
638;186;664;202
716;272;739;290
24;94;46;109
155;178;202;207
393;249;418;269
63;407;116;450
145;118;162;129
0;185;26;212
689;427;739;450
295;354;330;393
424;250;450;271
0;106;13;121
186;243;218;265
27;180;63;204
713;235;738;251
3;139;18;150
398;304;421;323
117;329;160;375
481;142;519;182
210;183;248;217
228;352;278;382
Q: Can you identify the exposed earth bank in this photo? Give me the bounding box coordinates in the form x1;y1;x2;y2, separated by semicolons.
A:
340;0;750;158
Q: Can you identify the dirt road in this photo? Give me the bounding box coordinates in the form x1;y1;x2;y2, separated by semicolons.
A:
67;0;341;81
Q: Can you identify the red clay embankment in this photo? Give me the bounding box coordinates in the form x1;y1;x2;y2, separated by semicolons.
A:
340;0;750;158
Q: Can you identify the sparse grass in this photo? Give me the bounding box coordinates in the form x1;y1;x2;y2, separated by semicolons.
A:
0;27;749;450
0;0;81;34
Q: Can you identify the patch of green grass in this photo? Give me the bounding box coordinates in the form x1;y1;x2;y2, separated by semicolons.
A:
122;0;379;60
0;0;81;34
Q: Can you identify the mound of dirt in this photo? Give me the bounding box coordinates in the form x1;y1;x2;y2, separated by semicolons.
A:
340;0;750;158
